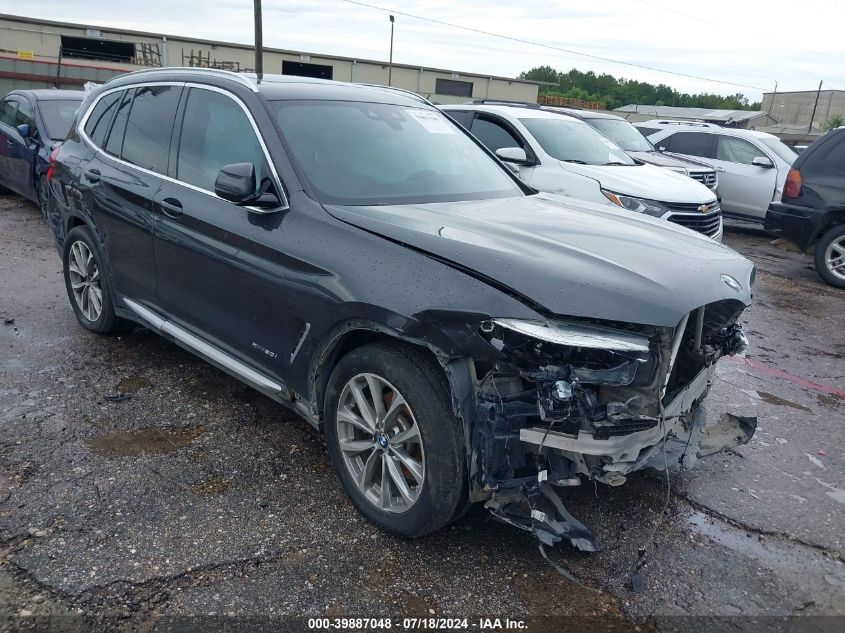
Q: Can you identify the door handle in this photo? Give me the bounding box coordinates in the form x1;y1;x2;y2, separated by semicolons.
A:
159;197;184;218
85;169;101;183
6;139;13;149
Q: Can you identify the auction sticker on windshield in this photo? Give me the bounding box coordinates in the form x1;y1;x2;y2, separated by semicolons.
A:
406;109;457;134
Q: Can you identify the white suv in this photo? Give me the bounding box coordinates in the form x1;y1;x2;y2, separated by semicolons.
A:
442;104;723;240
636;120;798;222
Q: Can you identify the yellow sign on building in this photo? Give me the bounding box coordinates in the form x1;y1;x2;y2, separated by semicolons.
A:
17;50;34;60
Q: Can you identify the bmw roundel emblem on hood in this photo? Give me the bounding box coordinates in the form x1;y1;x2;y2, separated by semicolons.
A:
721;274;742;292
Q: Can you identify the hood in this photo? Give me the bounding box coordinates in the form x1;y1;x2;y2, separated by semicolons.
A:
325;193;753;328
558;162;716;204
629;151;715;173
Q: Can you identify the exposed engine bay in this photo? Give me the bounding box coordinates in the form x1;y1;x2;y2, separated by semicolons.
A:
467;299;756;551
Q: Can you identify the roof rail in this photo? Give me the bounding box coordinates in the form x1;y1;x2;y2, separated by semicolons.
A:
355;83;433;106
470;98;541;108
108;67;258;92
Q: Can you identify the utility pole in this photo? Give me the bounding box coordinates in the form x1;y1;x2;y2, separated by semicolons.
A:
254;0;263;77
809;80;823;133
388;15;395;86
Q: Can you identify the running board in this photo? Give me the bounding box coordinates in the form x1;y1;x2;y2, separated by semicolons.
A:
123;298;285;396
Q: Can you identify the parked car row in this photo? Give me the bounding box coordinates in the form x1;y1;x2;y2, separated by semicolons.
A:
40;69;757;549
441;102;723;240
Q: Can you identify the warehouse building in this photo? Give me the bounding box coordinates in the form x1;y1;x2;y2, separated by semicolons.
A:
0;13;547;103
760;89;845;132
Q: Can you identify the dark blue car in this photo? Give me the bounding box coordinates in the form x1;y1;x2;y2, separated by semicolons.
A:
0;89;84;216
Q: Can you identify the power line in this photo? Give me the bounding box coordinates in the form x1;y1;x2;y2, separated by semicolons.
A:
339;0;768;91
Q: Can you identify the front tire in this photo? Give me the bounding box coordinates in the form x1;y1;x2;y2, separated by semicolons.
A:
62;225;132;334
324;342;467;538
814;224;845;289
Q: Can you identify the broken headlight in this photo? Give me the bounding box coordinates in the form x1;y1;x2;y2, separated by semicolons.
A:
602;190;670;218
480;318;656;388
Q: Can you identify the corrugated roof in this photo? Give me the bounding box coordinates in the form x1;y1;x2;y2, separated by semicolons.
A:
614;104;767;122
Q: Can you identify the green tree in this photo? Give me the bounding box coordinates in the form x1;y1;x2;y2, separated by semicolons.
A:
522;65;759;111
824;114;844;130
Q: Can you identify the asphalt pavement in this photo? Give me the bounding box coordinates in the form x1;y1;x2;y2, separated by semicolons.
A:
1;198;843;632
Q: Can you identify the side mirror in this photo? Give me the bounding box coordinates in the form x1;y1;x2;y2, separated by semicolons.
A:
751;156;774;168
16;123;30;139
495;147;528;164
214;162;280;209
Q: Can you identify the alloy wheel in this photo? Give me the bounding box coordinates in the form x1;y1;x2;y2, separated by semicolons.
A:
67;240;103;321
335;373;425;513
824;237;845;282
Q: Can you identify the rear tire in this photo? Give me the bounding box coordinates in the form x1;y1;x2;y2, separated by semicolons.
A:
814;224;845;289
62;225;132;334
324;342;467;538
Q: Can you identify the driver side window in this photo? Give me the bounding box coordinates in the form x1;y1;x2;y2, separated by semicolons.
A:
716;136;764;165
0;98;18;127
176;88;268;196
470;116;523;152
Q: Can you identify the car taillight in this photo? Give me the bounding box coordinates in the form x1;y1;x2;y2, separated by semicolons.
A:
46;147;61;181
783;168;802;199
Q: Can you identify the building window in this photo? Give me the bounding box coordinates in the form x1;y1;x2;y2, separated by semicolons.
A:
435;78;473;98
282;60;333;80
60;36;135;63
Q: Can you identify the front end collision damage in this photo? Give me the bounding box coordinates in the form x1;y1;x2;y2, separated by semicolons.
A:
457;302;755;552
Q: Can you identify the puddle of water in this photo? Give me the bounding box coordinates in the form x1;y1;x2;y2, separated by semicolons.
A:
116;375;151;393
86;426;204;457
756;391;812;412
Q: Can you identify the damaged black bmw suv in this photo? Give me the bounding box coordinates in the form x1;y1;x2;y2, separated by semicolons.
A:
47;69;755;550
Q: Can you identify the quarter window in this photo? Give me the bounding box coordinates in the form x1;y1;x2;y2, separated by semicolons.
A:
84;92;122;148
470;116;523;152
176;88;268;195
104;89;134;157
716;136;764;165
664;132;713;157
121;85;181;173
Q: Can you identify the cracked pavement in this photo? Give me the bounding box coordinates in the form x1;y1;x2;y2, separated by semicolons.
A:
1;197;844;631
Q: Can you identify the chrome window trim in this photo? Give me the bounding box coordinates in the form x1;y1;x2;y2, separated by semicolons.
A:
77;80;289;213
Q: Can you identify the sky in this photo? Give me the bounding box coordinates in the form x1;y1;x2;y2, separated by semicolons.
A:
2;0;843;102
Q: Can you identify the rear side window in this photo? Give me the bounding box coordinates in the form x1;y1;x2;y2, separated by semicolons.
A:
121;85;181;173
176;88;268;194
470;116;522;152
84;92;121;147
716;136;763;165
664;132;712;157
104;89;134;157
818;136;845;173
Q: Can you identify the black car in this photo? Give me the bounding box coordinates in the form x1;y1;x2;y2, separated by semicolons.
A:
766;127;845;288
0;89;84;216
47;68;755;550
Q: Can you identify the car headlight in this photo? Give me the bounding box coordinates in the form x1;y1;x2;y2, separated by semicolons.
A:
602;190;670;218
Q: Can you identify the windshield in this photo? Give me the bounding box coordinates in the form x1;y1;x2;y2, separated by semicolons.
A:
271;100;523;205
519;117;636;166
37;100;81;140
587;118;654;153
759;137;798;165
